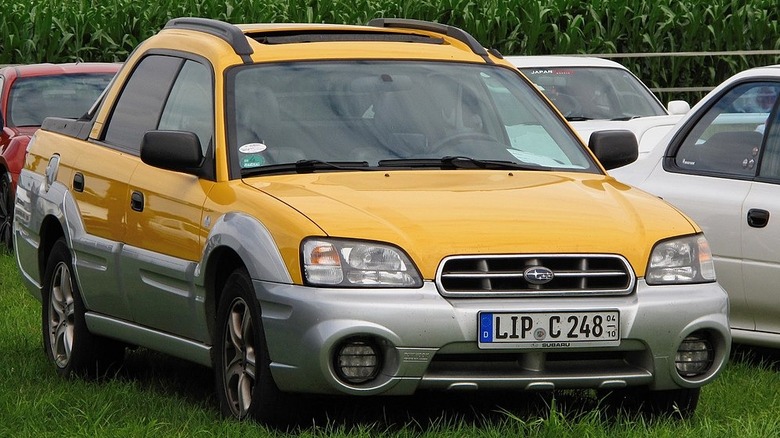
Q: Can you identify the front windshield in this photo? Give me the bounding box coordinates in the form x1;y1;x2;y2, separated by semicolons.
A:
519;67;667;121
8;73;116;126
228;61;597;174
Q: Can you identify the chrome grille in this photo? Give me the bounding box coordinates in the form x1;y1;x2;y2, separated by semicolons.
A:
436;254;635;297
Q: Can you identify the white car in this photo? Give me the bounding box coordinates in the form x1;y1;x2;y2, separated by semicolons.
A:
507;56;690;159
612;65;780;348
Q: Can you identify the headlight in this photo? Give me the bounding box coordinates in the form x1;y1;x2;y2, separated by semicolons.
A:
646;234;716;285
302;238;423;287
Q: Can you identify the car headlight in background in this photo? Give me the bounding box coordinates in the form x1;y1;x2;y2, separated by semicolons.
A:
302;238;423;287
646;234;716;285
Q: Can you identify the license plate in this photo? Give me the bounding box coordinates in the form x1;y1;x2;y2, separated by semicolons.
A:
478;311;620;349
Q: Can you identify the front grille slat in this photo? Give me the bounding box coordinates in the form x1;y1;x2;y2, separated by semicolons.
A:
554;270;627;277
436;254;635;298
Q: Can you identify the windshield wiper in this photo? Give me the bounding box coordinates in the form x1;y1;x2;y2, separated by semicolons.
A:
241;159;370;176
565;116;594;122
378;156;549;171
610;115;643;121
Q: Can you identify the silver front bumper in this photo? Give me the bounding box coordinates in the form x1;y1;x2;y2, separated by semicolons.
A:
255;279;730;396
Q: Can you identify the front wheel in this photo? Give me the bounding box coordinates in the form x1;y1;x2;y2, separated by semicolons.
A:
42;238;124;378
214;269;291;424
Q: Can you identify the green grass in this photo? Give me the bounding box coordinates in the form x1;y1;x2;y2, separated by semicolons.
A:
1;250;779;437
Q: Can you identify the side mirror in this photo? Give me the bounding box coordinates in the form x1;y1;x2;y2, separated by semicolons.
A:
667;100;691;115
141;130;204;175
588;130;638;170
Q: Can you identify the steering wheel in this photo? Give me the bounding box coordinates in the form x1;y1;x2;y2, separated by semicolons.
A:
430;131;502;154
550;93;582;116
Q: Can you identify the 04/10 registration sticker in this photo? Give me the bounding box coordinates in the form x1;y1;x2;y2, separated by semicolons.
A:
478;311;620;349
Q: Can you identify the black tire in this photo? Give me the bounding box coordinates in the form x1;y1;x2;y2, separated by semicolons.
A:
0;171;13;250
42;238;124;378
600;387;700;418
214;269;291;424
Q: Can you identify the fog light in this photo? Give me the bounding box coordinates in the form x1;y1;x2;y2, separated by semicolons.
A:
675;334;714;377
334;338;381;384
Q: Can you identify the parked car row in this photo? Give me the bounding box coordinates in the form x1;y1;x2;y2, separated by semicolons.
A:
0;63;120;248
12;17;730;424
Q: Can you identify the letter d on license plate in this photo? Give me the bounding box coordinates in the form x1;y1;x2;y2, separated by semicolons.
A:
478;311;620;349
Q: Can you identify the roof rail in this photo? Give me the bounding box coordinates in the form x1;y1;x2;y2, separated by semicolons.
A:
367;18;491;60
165;18;253;63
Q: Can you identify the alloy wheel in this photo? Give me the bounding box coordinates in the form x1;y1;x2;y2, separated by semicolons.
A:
48;261;75;369
221;296;257;417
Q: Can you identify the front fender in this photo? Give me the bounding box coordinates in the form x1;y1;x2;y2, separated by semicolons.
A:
199;212;292;285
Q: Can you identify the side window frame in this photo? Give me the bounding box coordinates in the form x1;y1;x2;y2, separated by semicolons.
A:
99;51;217;180
158;59;215;156
101;54;183;154
756;97;780;182
0;74;6;128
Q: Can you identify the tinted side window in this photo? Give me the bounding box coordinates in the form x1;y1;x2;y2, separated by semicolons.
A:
674;82;779;178
158;60;213;154
104;55;183;152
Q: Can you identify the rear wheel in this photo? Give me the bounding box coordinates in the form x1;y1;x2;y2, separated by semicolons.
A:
214;269;291;424
0;171;13;250
42;238;124;378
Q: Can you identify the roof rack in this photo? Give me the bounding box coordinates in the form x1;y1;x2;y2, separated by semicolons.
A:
368;18;491;61
164;18;253;63
162;17;497;64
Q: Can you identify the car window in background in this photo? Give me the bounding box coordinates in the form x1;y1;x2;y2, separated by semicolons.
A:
674;82;780;177
519;67;667;120
7;74;115;126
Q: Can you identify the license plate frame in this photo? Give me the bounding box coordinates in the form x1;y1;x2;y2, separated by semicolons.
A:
478;310;620;349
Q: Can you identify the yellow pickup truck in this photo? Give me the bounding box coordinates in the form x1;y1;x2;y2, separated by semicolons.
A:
14;17;729;424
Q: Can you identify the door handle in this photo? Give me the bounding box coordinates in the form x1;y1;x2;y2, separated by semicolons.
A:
131;191;144;212
747;208;769;228
73;172;84;192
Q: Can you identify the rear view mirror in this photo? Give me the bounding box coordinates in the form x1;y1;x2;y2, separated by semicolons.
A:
141;130;205;176
667;100;691;115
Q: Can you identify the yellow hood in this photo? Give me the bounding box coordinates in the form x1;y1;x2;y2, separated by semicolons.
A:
244;170;697;278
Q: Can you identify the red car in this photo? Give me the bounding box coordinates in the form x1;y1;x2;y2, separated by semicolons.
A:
0;63;120;248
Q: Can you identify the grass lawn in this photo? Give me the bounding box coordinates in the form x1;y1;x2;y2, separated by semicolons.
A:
1;249;778;437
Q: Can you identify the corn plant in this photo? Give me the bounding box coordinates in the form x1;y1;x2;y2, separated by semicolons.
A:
2;0;779;103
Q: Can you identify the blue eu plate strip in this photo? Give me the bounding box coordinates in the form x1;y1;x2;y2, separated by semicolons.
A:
480;313;493;342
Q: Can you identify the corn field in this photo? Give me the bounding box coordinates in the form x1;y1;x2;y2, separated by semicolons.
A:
2;0;780;102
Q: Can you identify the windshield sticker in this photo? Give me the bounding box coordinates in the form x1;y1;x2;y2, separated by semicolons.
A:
241;154;266;168
239;142;267;154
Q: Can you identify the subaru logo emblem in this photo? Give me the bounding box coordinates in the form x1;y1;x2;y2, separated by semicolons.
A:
524;266;554;285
